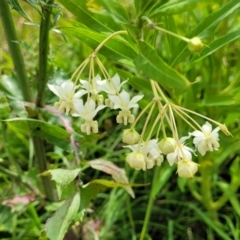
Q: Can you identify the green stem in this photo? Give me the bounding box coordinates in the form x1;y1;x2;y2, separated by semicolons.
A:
0;1;56;201
140;167;159;240
0;0;32;102
32;136;56;200
36;0;54;107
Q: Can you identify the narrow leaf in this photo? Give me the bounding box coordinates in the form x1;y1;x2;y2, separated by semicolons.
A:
61;26;137;64
171;0;240;66
192;30;240;63
8;0;32;21
45;193;80;240
134;41;191;93
57;0;120;32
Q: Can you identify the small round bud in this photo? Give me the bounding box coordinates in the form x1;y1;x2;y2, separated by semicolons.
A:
158;137;177;155
177;159;198;178
122;129;140;145
188;37;204;52
126;151;145;170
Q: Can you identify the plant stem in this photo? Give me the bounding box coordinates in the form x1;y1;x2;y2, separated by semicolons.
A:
36;0;54;107
0;0;32;102
0;0;56;200
140;166;159;240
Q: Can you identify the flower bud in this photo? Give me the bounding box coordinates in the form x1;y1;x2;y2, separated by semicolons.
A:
126;151;145;170
177;159;198;178
146;158;154;169
188;37;204;52
122;129;140;145
158;137;176;154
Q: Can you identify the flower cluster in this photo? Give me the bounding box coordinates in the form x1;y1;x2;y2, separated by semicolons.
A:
121;79;230;178
48;56;143;135
48;33;230;179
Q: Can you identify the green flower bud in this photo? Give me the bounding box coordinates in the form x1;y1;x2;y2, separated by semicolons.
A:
126;151;145;170
188;37;204;52
122;129;140;145
158;137;176;154
177;159;198;178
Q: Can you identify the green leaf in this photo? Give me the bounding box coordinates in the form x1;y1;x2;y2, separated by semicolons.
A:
41;169;81;200
88;159;135;198
3;118;79;150
149;0;219;16
61;25;137;64
191;30;240;63
8;0;32;21
25;0;43;17
45;193;80;240
57;0;120;33
134;41;191;93
171;0;240;66
98;0;129;24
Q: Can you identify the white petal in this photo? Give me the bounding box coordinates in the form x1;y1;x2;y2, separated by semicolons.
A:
202;121;212;133
73;89;87;98
120;90;130;104
62;80;75;94
48;84;62;98
129;94;144;106
167;151;178;166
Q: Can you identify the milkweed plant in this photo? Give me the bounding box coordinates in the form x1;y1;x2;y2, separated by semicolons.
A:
0;0;239;240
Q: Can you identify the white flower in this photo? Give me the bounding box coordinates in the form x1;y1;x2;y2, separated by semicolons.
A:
73;98;106;135
99;74;127;95
166;136;194;166
109;90;143;111
190;122;220;156
177;159;198;178
79;75;103;95
124;139;163;169
48;80;86;114
108;90;143;125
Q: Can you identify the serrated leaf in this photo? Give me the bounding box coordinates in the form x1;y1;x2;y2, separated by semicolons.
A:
8;0;32;21
88;159;135;198
45;193;80;240
61;25;137;64
134;41;191;93
171;0;240;66
41;169;81;200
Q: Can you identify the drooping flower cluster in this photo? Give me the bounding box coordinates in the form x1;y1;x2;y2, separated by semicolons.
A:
47;33;230;179
121;79;229;178
48;56;143;135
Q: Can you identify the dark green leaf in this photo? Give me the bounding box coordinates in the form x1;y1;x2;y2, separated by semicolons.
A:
61;25;137;64
191;30;240;63
8;0;32;21
134;41;191;93
58;0;120;33
99;0;129;24
149;0;220;16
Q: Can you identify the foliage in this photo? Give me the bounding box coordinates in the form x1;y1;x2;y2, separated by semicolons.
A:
0;0;240;239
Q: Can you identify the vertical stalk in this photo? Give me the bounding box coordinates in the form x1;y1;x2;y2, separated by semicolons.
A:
0;0;32;102
0;0;56;200
36;0;54;106
140;167;159;240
